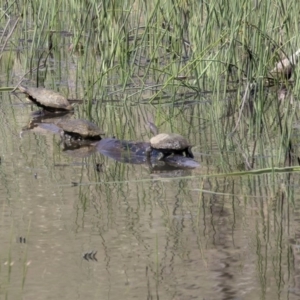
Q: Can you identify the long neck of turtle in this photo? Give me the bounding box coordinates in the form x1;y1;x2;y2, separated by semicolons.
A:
147;121;159;135
151;127;159;135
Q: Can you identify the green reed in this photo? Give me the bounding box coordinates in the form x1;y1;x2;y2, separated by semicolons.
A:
0;0;300;170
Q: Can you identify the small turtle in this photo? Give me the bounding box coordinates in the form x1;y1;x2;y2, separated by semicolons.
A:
18;85;73;113
147;133;194;159
56;119;104;141
146;121;194;159
269;49;300;81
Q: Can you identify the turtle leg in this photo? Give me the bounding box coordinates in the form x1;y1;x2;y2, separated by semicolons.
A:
160;152;171;160
145;146;154;171
59;130;65;140
185;147;194;158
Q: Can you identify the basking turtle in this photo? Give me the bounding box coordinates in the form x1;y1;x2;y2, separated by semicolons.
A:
147;133;194;158
18;85;73;113
56;119;104;141
146;121;194;159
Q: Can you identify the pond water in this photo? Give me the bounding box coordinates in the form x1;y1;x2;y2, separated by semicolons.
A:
1;84;300;300
1;6;300;300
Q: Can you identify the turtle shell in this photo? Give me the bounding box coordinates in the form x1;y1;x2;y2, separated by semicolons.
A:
56;119;104;139
150;133;190;150
19;86;73;112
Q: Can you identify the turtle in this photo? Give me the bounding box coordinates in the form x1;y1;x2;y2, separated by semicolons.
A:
146;121;194;159
146;133;194;159
268;49;300;82
56;119;104;141
18;85;73;113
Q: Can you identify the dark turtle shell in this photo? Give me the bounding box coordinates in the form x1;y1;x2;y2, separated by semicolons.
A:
56;119;104;140
18;86;73;112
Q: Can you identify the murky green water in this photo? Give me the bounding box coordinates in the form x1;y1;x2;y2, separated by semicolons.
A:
1;4;300;300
